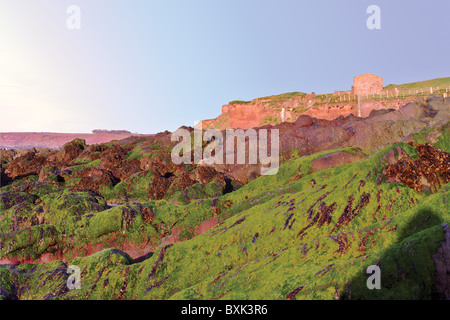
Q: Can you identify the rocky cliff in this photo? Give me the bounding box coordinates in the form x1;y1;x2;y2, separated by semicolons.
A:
201;76;450;130
201;92;419;130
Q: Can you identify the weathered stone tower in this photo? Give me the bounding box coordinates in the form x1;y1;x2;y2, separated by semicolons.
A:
351;73;383;96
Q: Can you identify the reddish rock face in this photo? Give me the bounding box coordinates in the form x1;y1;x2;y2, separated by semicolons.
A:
224;104;275;129
303;102;357;120
201;96;449;184
202;93;418;130
199;74;447;131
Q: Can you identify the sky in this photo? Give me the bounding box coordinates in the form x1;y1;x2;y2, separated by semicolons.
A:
0;0;449;134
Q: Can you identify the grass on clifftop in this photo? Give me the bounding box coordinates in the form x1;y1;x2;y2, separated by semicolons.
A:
385;77;450;91
229;92;307;106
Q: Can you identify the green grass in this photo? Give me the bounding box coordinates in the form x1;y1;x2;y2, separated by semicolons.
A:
211;112;230;129
261;91;306;101
72;158;91;165
1;132;449;300
385;77;450;91
413;127;435;144
100;171;154;203
259;115;281;126
434;123;450;152
126;146;144;160
228;100;251;105
69;159;102;173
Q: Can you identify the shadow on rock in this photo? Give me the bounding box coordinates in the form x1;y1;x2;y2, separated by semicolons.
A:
339;210;449;300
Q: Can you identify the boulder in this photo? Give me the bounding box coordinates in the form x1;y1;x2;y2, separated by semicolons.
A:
381;146;409;165
58;139;87;162
4;151;47;179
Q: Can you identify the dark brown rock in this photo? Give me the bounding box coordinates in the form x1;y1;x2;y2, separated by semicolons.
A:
383;143;449;192
4;151;47;179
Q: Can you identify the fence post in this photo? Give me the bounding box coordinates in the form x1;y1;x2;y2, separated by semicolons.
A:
357;95;361;117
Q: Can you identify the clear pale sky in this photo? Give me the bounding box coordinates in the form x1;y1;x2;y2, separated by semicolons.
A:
1;0;449;133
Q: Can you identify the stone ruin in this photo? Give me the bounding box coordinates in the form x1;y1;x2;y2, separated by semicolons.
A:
351;73;383;96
